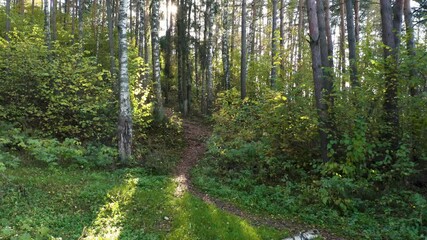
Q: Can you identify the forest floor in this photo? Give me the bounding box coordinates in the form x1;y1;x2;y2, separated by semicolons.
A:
174;118;345;240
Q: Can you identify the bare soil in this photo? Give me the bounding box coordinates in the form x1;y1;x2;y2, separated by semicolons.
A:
174;118;345;240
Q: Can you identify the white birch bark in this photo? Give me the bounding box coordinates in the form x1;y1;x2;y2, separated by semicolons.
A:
151;0;164;120
118;0;133;163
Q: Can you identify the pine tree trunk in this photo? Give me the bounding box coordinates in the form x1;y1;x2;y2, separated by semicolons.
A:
241;0;247;99
138;0;146;85
118;0;133;163
52;0;57;41
380;0;403;157
270;0;278;89
151;0;164;121
205;0;214;114
346;0;358;86
297;0;304;70
222;0;230;90
404;0;416;96
354;0;359;43
306;0;329;162
279;0;285;78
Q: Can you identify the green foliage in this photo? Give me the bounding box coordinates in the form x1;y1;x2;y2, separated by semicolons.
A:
0;28;117;142
0;167;287;240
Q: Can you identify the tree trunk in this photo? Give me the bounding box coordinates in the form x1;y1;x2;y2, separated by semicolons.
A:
205;0;214;114
222;0;230;90
5;0;11;41
52;0;57;41
339;0;346;83
297;0;304;70
44;0;51;49
107;0;116;83
151;0;164;121
306;0;329;162
270;0;278;89
138;0;146;85
354;0;359;43
118;0;133;163
380;0;403;156
346;0;358;86
20;0;25;15
279;0;285;78
404;0;416;96
78;0;83;43
241;0;247;99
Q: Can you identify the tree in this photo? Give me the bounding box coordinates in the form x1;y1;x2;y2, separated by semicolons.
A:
346;0;359;86
306;0;329;162
151;0;164;121
221;0;231;90
107;0;116;81
5;0;11;41
205;0;214;113
404;0;417;96
118;0;133;163
270;0;278;88
241;0;247;99
44;0;52;49
380;0;404;155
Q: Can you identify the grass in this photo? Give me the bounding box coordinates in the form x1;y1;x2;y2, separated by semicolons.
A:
0;167;288;240
191;160;427;240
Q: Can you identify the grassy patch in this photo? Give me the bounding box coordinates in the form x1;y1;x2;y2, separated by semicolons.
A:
192;161;427;239
0;167;287;239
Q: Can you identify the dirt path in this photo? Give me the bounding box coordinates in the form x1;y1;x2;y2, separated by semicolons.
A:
174;119;345;240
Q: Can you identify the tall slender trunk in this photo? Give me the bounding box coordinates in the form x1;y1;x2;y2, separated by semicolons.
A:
20;0;25;14
270;0;278;89
279;0;285;78
297;0;304;69
306;0;329;162
354;0;359;43
205;0;214;114
107;0;116;81
404;0;416;96
5;0;11;41
44;0;51;49
222;0;230;90
138;0;146;85
346;0;358;86
52;0;57;41
118;0;133;163
380;0;403;156
339;0;346;83
230;0;236;74
151;0;164;120
78;0;84;43
130;0;133;42
241;0;247;99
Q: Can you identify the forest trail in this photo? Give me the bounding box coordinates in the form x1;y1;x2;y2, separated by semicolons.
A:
173;118;345;240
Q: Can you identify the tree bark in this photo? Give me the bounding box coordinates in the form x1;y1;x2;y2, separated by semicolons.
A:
380;0;403;156
339;0;346;83
222;0;231;90
241;0;247;99
44;0;51;49
346;0;358;86
118;0;133;163
52;0;57;41
205;0;214;114
280;0;285;78
5;0;11;41
306;0;329;162
151;0;164;121
138;0;146;86
404;0;416;96
270;0;278;89
354;0;359;43
107;0;116;83
78;0;84;43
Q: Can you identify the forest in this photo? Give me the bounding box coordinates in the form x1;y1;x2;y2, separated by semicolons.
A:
0;0;426;239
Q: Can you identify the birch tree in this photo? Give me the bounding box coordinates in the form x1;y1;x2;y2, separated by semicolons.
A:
241;0;247;99
151;0;164;120
44;0;52;49
205;0;214;113
107;0;116;80
270;0;278;88
118;0;133;163
222;0;231;90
